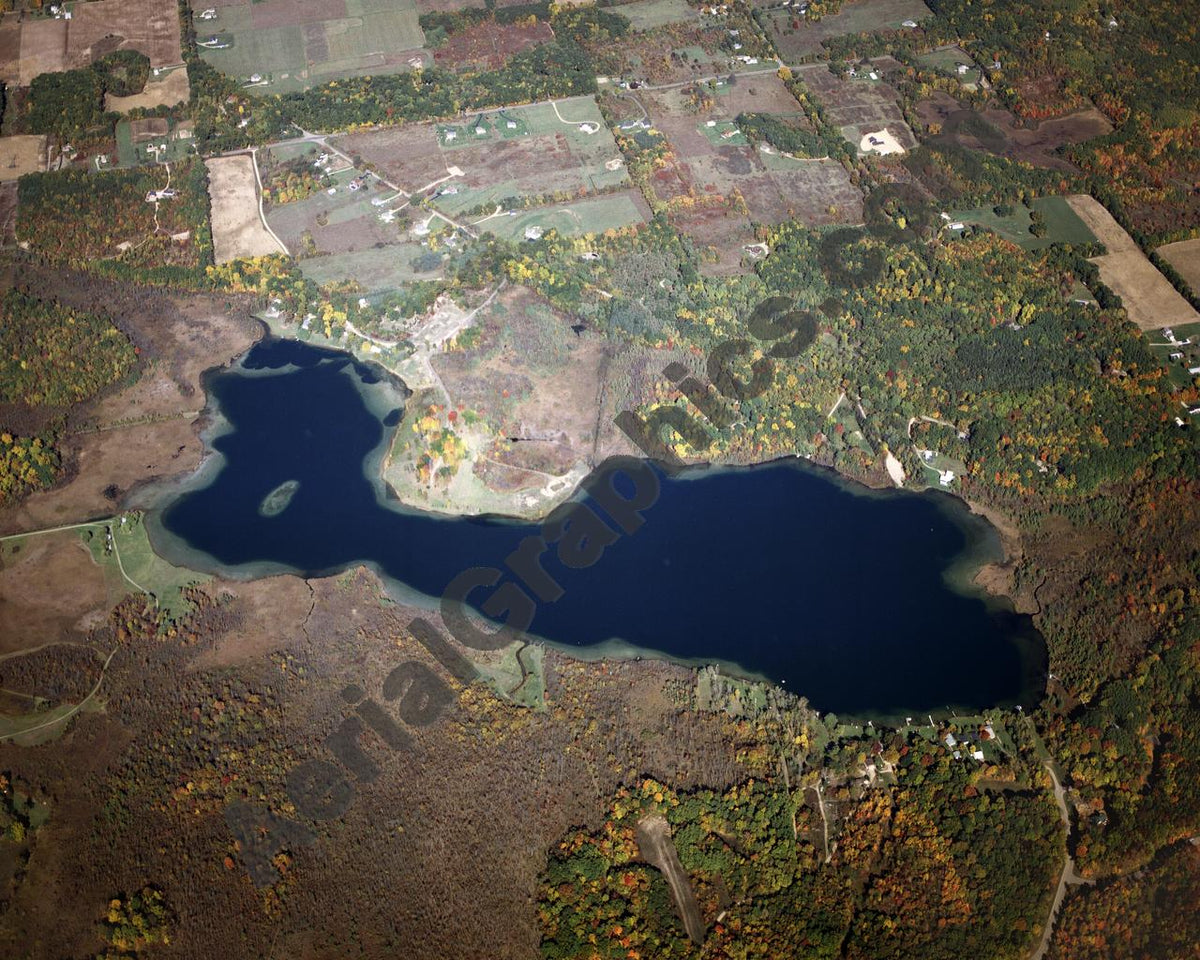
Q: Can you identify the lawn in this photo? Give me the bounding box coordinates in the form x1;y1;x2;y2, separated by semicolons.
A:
917;46;981;88
949;196;1097;251
766;0;932;61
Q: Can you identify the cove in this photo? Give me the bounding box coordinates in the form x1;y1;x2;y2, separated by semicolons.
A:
147;337;1045;718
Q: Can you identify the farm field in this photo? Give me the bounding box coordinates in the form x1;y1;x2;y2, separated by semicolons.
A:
430;19;553;71
194;0;426;93
1067;194;1200;331
764;0;931;61
0;135;46;181
11;0;181;86
794;63;916;154
206;155;284;263
1157;238;1200;299
949;196;1097;251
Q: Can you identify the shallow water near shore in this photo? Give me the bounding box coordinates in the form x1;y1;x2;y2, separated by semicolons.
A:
146;336;1045;717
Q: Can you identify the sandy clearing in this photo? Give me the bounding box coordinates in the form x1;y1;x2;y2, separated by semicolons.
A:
106;67;190;112
859;127;905;155
0;135;47;181
1067;195;1199;331
884;450;906;486
206;155;283;263
1156;237;1200;299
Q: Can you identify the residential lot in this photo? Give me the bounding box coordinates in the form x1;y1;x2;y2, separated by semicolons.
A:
638;79;863;272
764;0;932;62
1067;194;1200;331
335;96;630;214
949;196;1097;252
195;0;426;92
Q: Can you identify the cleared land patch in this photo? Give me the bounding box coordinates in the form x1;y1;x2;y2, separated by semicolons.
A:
1066;194;1200;331
105;65;190;112
795;63;917;155
0;135;46;181
195;0;425;92
206;154;284;263
765;0;931;61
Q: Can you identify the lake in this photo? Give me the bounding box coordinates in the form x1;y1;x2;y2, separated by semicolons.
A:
147;337;1044;717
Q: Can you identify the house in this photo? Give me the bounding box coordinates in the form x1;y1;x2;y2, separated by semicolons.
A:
938;469;955;486
946;221;965;231
944;733;958;748
956;63;969;75
1175;417;1186;427
902;18;917;27
444;130;457;141
524;225;544;241
972;749;985;761
1189;365;1200;375
1170;351;1184;360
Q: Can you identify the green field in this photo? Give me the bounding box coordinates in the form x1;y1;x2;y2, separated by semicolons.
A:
299;241;443;291
479;193;645;242
949;196;1098;251
617;0;698;30
196;0;425;93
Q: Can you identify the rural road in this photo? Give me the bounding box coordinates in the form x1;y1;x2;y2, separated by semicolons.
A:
636;815;705;945
1031;760;1094;960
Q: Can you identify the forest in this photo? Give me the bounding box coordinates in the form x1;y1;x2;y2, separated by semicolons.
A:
16;161;213;276
540;728;1061;959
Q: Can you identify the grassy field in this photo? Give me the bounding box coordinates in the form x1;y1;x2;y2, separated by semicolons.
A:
299;241;443;290
766;0;932;60
1156;237;1200;298
196;0;425;93
478;192;645;241
617;0;698;30
83;514;204;621
949;196;1097;251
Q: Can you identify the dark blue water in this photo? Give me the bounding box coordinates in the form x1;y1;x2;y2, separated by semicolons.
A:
152;338;1044;716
